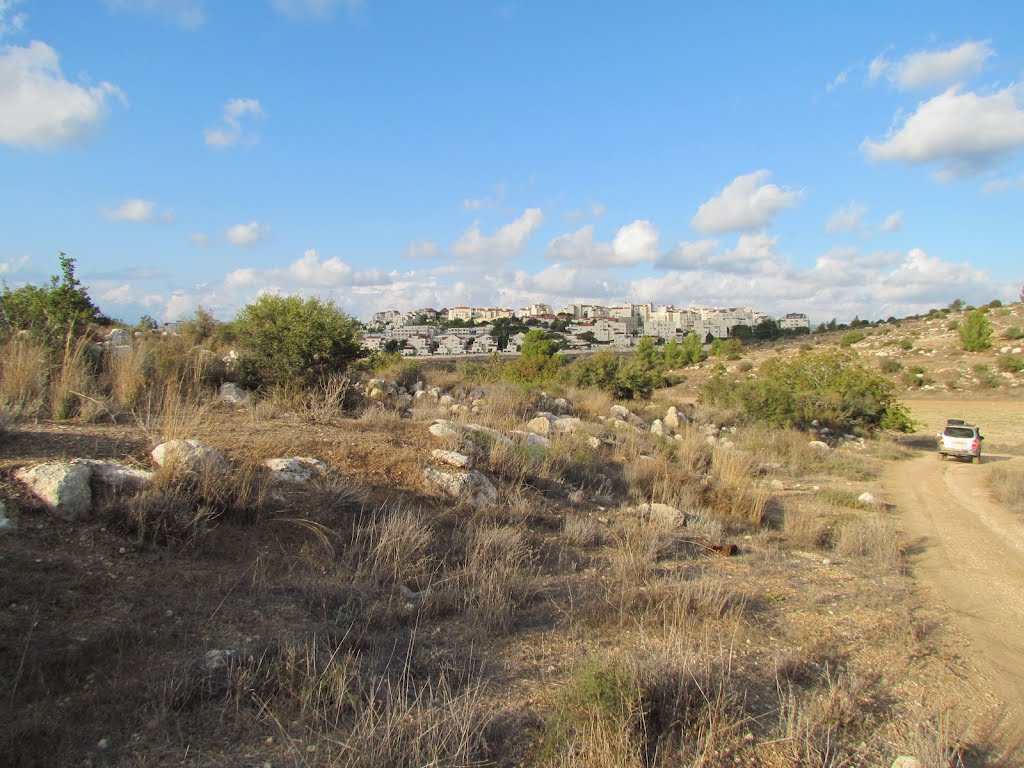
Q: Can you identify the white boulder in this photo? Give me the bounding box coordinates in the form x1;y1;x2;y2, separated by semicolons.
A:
431;449;473;469
151;439;227;473
15;462;93;521
264;457;329;484
423;467;498;507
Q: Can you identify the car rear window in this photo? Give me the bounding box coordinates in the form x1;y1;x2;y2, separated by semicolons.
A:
944;427;976;438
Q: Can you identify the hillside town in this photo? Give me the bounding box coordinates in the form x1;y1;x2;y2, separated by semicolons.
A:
363;302;810;356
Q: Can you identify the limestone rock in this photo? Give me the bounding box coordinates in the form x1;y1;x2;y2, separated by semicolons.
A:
431;449;473;469
219;382;250;404
609;404;632;420
80;460;153;493
423;466;498;507
808;440;831;452
631;502;686;525
664;406;686;430
428;421;463;440
857;492;876;505
264;457;329;484
510;430;551;448
650;419;666;437
552;416;584;434
151;439;227;473
891;758;921;768
15;462;93;521
525;414;555;435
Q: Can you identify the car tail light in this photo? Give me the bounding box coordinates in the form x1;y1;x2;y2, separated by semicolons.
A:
972;438;980;451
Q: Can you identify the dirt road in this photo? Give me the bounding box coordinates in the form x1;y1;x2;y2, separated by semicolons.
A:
884;426;1024;750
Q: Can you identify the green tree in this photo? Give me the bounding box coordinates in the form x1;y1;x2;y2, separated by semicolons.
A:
0;253;109;345
679;331;705;365
137;314;158;330
234;294;363;389
959;309;993;352
662;337;685;368
520;329;559;357
633;336;661;371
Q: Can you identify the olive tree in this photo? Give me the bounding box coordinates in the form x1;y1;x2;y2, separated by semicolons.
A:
233;294;363;389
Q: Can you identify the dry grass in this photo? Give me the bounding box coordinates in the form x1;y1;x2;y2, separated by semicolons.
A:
0;333;49;415
49;334;95;420
563;514;603;547
706;447;769;531
103;341;150;411
834;511;903;571
136;383;211;442
355;505;435;586
988;466;1024;513
460;523;537;633
784;498;833;549
564;385;615;422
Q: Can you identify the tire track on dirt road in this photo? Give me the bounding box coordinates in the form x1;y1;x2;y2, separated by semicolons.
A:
884;452;1024;754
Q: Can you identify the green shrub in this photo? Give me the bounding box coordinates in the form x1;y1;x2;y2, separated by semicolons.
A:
234;294;363;389
839;331;865;346
700;348;912;431
879;358;903;374
959;310;993;351
997;355;1024;374
973;364;1000;389
1004;326;1024;340
901;365;931;388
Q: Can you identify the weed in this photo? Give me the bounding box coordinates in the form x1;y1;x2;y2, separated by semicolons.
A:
988;466;1024;512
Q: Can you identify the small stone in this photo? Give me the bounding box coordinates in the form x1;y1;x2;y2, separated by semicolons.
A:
97;738;111;750
857;492;876;505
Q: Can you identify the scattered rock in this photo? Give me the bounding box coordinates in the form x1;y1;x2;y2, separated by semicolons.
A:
264;457;329;484
891;758;922;768
509;430;550;448
423;466;498;507
0;501;13;533
664;406;686;430
650;419;667;437
609;404;632;420
80;460;153;494
428;421;462;440
14;462;93;521
631;502;686;525
857;492;876;505
431;449;473;469
525;414;555;435
808;440;831;452
151;439;227;473
770;479;785;490
551;416;583;434
219;382;250;404
204;649;235;671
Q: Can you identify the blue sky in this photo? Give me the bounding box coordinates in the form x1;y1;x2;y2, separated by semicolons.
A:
2;0;1023;324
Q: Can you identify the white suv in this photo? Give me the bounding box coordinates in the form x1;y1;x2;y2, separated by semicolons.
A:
936;420;984;463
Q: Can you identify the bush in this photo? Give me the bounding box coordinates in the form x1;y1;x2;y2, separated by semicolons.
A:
879;358;903;374
1004;326;1024;340
997;354;1024;374
839;331;866;346
973;364;1000;389
234;294;363;389
959;310;992;351
700;349;912;431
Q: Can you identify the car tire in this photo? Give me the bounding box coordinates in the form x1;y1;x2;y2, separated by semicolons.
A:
973;455;982;464
938;453;945;460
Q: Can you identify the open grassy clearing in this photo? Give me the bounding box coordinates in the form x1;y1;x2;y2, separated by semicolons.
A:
1;374;1005;767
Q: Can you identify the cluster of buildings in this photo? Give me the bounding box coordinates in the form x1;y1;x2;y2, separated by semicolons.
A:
363;303;810;357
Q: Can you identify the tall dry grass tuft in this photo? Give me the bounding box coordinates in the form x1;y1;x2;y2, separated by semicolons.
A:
834;512;903;571
777;671;870;767
49;333;95;420
564;385;614;422
0;333;50;416
354;505;435;586
705;447;768;531
783;498;832;549
607;510;684;590
472;381;538;432
136;383;210;442
103;341;150;411
989;466;1024;512
460;523;536;633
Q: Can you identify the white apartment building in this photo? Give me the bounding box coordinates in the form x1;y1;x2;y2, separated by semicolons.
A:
446;306;474;322
779;313;810;331
518;303;553;318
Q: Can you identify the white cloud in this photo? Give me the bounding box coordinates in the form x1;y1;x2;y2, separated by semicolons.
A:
826;69;849;93
102;198;173;222
871;41;993;91
205;97;265;148
544;220;659;268
190;232;210;246
861;85;1024;178
406;239;440;259
106;0;205;27
882;211;903;231
453;208;544;260
0;41;125;149
225;221;270;245
0;1;26;37
825;202;867;235
691;170;803;234
0;254;29;275
564;202;606;221
270;0;362;18
462;198;485;211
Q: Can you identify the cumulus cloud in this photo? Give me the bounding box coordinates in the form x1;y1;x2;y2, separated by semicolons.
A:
190;232;210;246
225;221;270;245
882;211;903;231
406;239;440;259
826;69;849;93
205;97;265;148
691;170;803;234
453;208;544;260
656;232;782;275
544;220;659;268
825;202;867;235
102;198;173;222
106;0;205;27
270;0;362;18
0;41;125;149
861;85;1024;178
870;41;993;91
0;0;26;37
